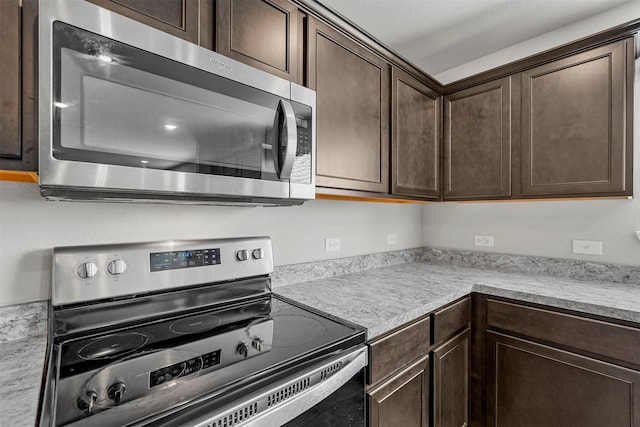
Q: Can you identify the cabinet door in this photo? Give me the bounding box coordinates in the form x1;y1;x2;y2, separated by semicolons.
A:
486;332;640;427
0;0;37;172
433;329;470;427
391;68;441;200
0;0;21;162
308;18;390;193
369;355;429;427
86;0;203;44
216;0;300;83
443;77;512;199
521;38;633;197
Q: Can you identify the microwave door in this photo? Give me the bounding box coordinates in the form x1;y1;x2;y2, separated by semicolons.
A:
274;100;298;181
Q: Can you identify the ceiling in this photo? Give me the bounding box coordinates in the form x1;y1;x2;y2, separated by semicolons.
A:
315;0;637;83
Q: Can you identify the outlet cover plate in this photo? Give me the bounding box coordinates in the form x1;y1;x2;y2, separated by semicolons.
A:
325;237;341;252
474;235;494;247
572;240;602;255
387;234;397;245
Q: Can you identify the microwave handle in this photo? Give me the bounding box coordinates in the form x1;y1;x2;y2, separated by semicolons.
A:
276;99;298;180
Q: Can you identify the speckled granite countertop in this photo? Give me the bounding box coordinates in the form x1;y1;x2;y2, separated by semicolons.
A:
275;261;640;340
3;258;640;426
0;335;47;427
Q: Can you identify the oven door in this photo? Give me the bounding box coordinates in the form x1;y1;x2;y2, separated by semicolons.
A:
146;345;367;427
39;0;315;204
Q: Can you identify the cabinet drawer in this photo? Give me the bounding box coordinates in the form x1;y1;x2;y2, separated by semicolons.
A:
369;316;430;385
432;297;471;345
368;355;430;427
487;299;640;366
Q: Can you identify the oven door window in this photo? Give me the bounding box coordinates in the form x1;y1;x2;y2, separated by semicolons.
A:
52;21;287;181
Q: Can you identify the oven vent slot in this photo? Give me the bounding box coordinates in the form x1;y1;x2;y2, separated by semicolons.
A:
320;361;343;380
266;377;311;408
208;402;258;427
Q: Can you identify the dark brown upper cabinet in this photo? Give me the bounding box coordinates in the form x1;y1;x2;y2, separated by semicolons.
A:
0;0;37;172
307;17;390;194
216;0;302;83
0;0;22;164
391;68;441;200
86;0;208;46
521;38;633;197
443;77;513;200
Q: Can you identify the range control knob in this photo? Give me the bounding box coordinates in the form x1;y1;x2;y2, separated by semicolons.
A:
77;262;98;279
107;259;127;276
77;390;98;414
251;248;264;260
252;337;264;352
236;342;249;358
236;249;249;262
107;381;127;405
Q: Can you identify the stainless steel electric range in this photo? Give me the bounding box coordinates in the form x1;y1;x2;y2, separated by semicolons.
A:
38;237;367;426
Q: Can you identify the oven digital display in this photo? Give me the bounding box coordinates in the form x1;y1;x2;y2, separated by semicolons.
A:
149;350;221;388
150;248;221;271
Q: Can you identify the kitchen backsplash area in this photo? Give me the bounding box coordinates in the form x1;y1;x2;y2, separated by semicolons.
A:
4;247;639;344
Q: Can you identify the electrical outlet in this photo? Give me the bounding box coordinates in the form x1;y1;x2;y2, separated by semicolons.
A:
572;240;602;255
474;235;494;247
387;234;397;245
325;237;341;252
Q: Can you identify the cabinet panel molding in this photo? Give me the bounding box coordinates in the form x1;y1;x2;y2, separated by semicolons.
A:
216;0;300;82
369;316;430;385
443;76;512;199
368;355;430;427
432;296;471;345
391;67;441;199
0;0;21;160
487;298;640;366
308;17;390;193
433;329;470;427
521;38;632;196
86;0;202;43
487;331;640;427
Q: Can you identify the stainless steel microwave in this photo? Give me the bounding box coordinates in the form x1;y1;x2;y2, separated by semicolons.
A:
38;0;315;205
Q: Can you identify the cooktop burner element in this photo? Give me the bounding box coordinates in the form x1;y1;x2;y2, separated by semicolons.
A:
169;315;221;334
272;314;328;346
78;333;149;360
39;237;365;427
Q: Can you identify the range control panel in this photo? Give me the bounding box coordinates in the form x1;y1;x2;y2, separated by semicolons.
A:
150;248;221;272
52;237;273;306
150;350;221;387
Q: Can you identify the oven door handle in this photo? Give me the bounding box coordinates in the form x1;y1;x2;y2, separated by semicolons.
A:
189;345;368;427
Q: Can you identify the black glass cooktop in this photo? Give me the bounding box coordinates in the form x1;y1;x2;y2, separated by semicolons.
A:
53;295;364;427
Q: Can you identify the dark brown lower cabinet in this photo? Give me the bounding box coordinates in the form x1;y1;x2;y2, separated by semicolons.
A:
368;355;430;427
432;329;470;427
486;331;640;427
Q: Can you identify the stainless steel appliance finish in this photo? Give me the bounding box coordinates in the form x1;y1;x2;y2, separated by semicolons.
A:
39;237;367;426
38;0;316;205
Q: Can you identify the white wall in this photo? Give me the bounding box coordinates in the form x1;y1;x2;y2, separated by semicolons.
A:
0;185;422;306
422;57;640;267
